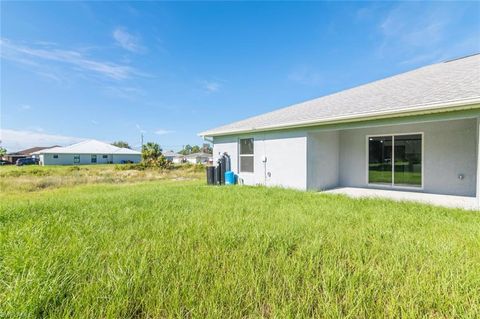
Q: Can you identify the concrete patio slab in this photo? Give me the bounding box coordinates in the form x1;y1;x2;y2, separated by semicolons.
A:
323;187;479;211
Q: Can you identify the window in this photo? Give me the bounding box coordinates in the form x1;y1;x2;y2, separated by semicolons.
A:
368;134;422;187
74;155;80;164
53;154;58;159
102;155;108;159
239;138;254;173
91;155;97;163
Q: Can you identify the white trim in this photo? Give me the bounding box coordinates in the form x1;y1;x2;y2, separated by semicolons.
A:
200;100;480;137
366;132;424;191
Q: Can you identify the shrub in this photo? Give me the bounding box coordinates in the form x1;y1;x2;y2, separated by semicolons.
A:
114;163;145;171
141;142;170;169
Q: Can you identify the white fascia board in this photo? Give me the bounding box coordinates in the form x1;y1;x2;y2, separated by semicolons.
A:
199;99;480;137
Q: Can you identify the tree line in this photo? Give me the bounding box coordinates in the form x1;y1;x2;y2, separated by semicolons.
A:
110;141;212;168
111;141;212;155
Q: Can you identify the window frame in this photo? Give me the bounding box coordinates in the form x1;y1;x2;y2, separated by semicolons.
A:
91;154;97;163
238;137;254;173
73;154;80;164
53;154;59;159
366;132;424;190
102;154;108;159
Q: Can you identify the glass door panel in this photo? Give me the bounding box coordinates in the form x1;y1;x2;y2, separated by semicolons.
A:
394;134;422;187
368;136;392;184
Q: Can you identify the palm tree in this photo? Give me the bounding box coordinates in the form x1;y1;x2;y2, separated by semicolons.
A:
141;142;162;161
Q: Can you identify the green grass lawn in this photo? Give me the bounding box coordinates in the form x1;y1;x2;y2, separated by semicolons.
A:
1;176;480;317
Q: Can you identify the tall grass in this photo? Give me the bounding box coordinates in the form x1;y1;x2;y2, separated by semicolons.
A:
0;164;203;194
1;181;479;318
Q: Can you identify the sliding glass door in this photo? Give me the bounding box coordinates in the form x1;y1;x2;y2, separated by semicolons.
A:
368;134;422;188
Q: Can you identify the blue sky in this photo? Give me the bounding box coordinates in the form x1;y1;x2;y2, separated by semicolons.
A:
1;1;479;152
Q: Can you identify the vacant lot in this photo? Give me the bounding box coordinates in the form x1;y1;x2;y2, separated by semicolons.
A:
0;164;203;194
1;168;479;318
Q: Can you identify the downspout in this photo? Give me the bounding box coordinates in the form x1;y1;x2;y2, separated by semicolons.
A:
263;133;267;186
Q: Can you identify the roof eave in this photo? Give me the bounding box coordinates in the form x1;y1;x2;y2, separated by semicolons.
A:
33;151;141;155
199;99;480;138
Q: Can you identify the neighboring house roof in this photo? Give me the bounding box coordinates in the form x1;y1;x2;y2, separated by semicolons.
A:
31;140;141;155
200;54;480;137
7;146;60;156
185;152;212;158
163;150;182;157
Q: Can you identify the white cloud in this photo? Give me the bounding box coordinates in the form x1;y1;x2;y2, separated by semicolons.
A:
201;81;221;93
154;129;174;135
0;129;85;152
113;27;145;53
379;5;446;49
376;3;479;65
103;86;145;100
288;66;322;86
0;38;137;80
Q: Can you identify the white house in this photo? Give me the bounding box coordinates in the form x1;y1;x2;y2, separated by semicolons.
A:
163;150;184;164
32;140;141;165
185;152;213;164
200;54;480;208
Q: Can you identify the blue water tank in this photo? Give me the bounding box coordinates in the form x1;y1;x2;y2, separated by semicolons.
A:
225;171;235;185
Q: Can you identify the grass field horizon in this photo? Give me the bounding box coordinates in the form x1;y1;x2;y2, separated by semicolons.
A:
1;166;479;318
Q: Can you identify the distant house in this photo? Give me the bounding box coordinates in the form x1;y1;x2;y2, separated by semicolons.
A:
3;146;59;163
163;150;184;164
32;140;141;165
184;152;213;164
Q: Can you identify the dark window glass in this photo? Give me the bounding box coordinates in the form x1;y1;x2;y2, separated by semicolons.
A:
240;156;254;173
53;154;58;159
102;155;108;159
240;138;254;155
74;155;80;164
368;136;392;184
91;155;97;163
239;138;254;173
394;134;422;186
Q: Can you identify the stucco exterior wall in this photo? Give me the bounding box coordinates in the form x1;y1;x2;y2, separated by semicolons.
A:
40;153;140;165
213;131;307;189
307;131;339;190
212;115;478;197
112;154;141;164
338;118;477;196
477;118;480;203
41;154;77;165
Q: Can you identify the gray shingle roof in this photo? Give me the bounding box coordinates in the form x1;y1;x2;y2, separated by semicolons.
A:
200;54;480;137
32;140;141;155
163;150;182;157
